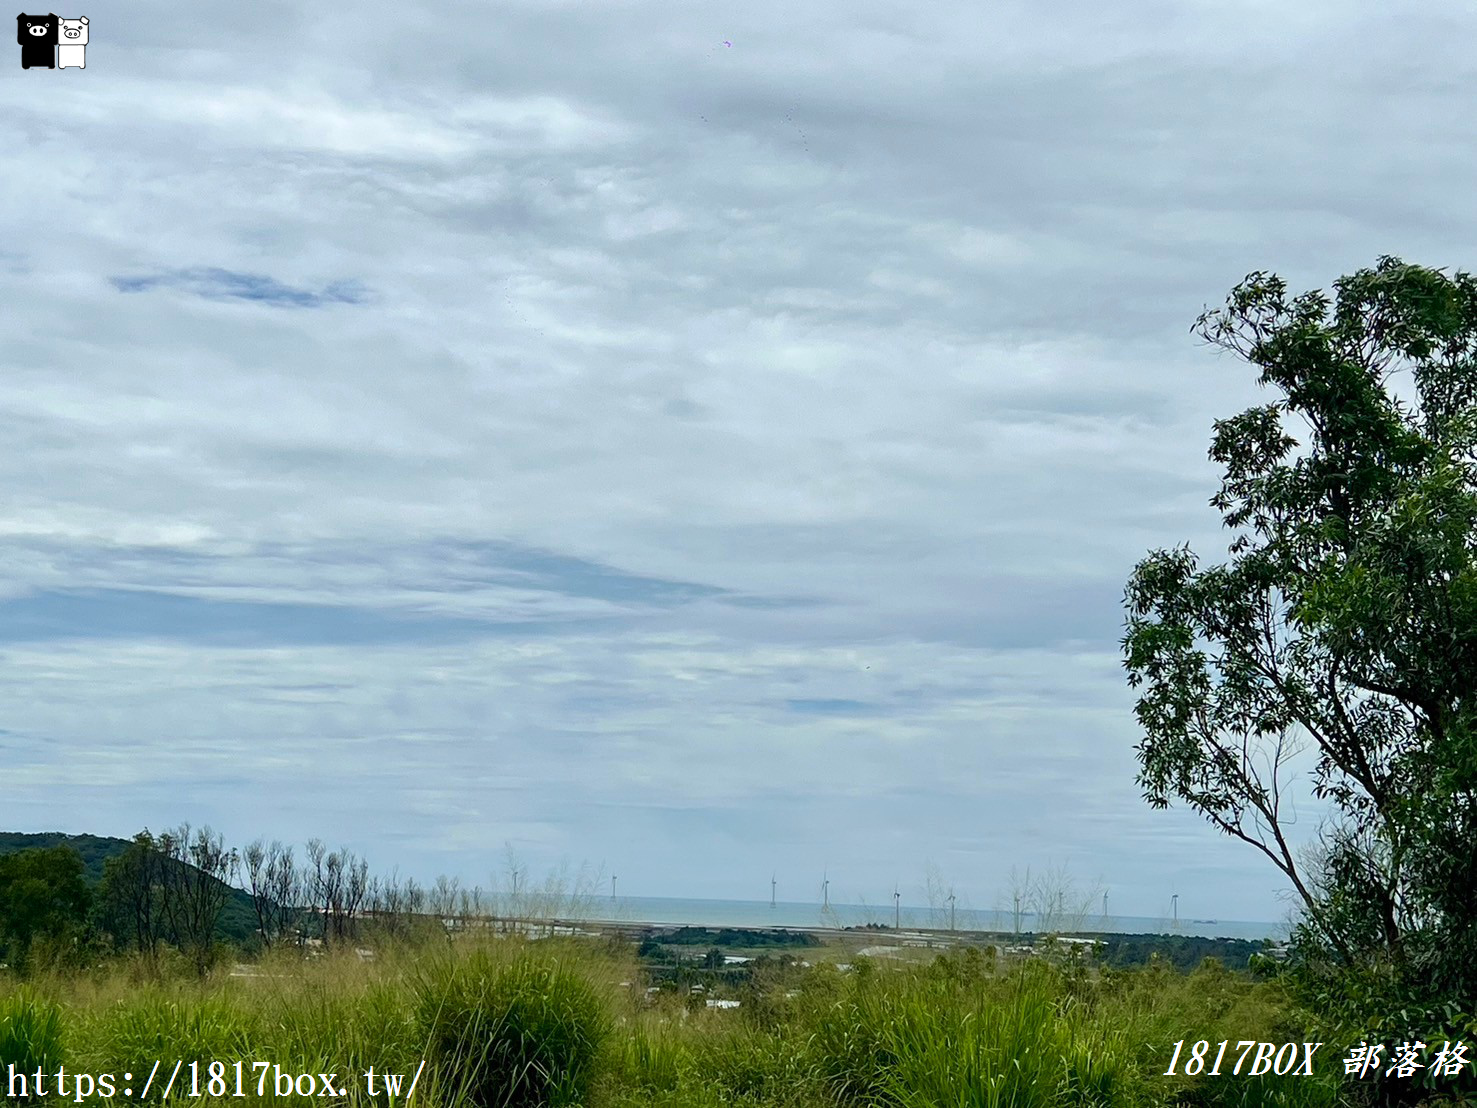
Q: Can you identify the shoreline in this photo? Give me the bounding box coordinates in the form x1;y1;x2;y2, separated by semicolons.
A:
516;916;1281;946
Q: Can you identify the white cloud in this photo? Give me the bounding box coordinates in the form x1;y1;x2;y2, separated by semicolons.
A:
3;0;1467;924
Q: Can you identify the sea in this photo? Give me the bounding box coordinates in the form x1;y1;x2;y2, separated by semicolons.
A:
578;896;1286;942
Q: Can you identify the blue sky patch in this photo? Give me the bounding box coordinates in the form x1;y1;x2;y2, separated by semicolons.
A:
110;268;367;308
0;587;596;648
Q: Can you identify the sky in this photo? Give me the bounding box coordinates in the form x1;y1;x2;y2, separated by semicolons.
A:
3;0;1474;926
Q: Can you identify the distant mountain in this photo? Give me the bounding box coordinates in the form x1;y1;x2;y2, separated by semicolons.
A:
0;831;138;883
0;830;259;943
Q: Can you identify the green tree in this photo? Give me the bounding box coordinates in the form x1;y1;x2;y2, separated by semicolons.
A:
0;845;90;971
95;830;168;960
1123;258;1477;1038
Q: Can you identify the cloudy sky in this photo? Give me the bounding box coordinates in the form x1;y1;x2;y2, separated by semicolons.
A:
3;0;1472;925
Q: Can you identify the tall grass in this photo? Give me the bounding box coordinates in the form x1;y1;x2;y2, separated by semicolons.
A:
0;989;65;1085
807;960;1146;1108
87;991;256;1100
0;937;1369;1107
414;948;611;1108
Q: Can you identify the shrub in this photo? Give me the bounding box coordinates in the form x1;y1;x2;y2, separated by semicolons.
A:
415;950;611;1108
0;990;65;1093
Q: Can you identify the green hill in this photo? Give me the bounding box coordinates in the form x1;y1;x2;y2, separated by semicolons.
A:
0;831;259;943
0;831;138;883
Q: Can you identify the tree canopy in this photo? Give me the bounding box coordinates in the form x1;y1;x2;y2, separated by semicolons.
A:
0;845;90;970
1123;257;1477;1036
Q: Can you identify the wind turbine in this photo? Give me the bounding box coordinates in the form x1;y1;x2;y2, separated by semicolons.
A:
947;890;957;932
821;871;830;911
611;875;617;901
770;873;777;909
893;884;901;930
1171;893;1179;929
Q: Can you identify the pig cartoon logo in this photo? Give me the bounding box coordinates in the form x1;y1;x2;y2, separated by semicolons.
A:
17;13;57;69
56;14;84;67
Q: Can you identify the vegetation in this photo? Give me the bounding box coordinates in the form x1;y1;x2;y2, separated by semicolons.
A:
416;950;611;1108
1088;935;1266;974
0;847;89;973
0;930;1399;1108
0;833;258;950
652;927;820;949
1124;257;1477;1104
0;835;154;886
0;826;1433;1105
